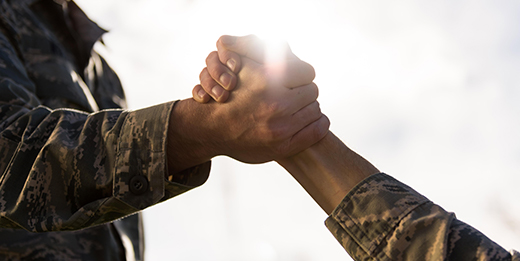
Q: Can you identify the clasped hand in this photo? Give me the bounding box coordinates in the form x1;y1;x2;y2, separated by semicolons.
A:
193;35;329;163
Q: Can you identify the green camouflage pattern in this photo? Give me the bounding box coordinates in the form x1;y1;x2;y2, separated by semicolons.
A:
0;0;210;260
326;173;519;260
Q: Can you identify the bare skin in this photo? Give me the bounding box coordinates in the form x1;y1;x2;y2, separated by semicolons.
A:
195;35;380;214
167;46;329;177
277;132;379;214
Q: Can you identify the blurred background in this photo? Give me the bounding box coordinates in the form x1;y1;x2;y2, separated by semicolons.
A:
75;0;520;260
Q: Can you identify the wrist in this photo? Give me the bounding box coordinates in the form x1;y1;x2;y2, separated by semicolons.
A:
166;99;219;175
277;131;379;214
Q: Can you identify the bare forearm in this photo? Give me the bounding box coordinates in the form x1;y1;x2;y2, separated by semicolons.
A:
167;99;218;176
277;131;380;214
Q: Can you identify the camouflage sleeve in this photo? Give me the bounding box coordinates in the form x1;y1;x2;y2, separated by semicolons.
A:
325;173;518;260
0;25;209;233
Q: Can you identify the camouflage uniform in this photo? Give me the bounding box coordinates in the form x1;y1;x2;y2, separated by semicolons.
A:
2;1;518;261
326;173;520;260
0;0;209;260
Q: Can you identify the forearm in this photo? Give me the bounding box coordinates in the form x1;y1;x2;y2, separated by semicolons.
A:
167;98;218;176
0;100;183;231
281;132;518;260
277;131;379;214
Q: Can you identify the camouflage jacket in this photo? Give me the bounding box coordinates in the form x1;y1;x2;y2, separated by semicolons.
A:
326;173;520;260
0;0;209;260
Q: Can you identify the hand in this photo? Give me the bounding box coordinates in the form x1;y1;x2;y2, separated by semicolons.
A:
168;54;329;173
213;54;327;163
193;35;307;103
192;49;241;103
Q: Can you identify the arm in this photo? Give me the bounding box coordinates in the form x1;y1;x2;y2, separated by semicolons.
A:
199;36;519;260
0;25;327;232
279;132;518;260
277;131;379;214
0;27;206;231
169;55;329;166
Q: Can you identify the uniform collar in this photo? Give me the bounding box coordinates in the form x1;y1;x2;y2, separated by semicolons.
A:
26;0;108;69
66;0;108;54
26;0;108;49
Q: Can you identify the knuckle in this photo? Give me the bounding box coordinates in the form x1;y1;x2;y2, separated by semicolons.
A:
199;70;210;83
312;101;322;116
312;122;323;141
310;82;319;99
314;115;330;140
205;51;218;65
192;84;201;93
208;65;222;80
217;35;226;45
304;103;321;122
206;55;225;78
218;49;230;63
306;63;316;80
191;86;199;99
199;67;207;80
201;77;217;91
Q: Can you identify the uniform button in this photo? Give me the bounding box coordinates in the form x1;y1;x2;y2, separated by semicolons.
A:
129;175;149;195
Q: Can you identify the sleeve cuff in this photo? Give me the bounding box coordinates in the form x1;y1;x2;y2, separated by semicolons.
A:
112;101;210;210
511;250;520;261
325;173;430;255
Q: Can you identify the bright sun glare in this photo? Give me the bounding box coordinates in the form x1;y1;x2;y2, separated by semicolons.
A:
218;0;325;80
70;0;520;260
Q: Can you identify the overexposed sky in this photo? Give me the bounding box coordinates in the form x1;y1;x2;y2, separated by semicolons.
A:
76;0;520;260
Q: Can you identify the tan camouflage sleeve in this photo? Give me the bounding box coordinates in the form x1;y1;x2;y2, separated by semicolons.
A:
0;25;209;233
325;173;519;260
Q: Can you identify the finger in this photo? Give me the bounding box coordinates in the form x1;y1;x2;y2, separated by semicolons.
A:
285;114;330;156
199;67;230;103
218;35;264;63
280;59;316;88
289;101;323;134
205;51;237;91
218;35;298;64
215;47;242;74
277;82;319;114
192;84;210;103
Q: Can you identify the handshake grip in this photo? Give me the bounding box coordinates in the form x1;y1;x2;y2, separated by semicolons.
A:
192;35;330;163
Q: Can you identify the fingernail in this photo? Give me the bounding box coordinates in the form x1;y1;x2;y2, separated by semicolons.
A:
212;85;223;98
226;59;236;71
221;35;236;46
197;89;206;99
220;73;231;88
